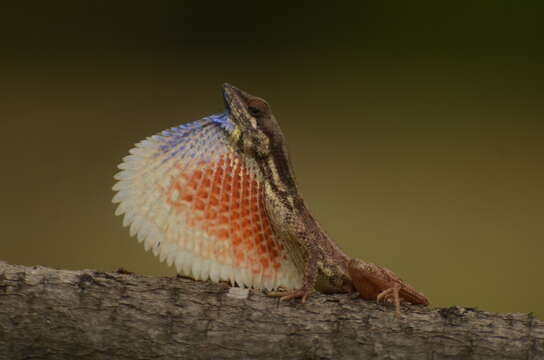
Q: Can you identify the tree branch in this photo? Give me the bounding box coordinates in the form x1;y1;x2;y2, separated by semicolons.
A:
0;261;542;360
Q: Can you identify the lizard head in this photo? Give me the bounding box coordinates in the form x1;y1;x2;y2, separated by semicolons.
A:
222;83;284;159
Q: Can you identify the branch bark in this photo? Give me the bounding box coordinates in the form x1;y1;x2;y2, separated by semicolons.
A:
0;261;542;360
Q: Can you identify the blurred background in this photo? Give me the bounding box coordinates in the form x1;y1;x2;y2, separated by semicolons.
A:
1;2;542;319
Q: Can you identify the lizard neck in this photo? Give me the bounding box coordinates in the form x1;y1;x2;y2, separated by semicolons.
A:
259;147;354;293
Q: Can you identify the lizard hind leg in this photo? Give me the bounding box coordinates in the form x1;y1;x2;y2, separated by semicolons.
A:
348;258;408;319
376;283;402;319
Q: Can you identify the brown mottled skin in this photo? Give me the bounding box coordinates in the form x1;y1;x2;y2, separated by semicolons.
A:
223;83;429;317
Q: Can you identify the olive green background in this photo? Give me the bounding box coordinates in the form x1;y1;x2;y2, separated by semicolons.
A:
2;2;543;319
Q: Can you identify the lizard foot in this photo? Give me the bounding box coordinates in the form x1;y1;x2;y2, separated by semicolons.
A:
376;283;401;319
267;289;314;303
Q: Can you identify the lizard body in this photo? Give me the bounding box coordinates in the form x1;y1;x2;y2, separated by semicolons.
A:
113;83;428;317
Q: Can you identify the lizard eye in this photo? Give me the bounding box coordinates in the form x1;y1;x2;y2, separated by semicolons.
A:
248;106;261;117
247;97;268;117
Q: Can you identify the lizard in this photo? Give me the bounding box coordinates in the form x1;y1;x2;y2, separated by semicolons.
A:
112;83;429;318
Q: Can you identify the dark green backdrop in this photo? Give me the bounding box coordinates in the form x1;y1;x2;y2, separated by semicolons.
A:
2;2;542;319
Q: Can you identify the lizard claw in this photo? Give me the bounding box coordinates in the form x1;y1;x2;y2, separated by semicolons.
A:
267;289;314;303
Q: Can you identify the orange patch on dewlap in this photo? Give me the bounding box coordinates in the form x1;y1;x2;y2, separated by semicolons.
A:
163;155;285;280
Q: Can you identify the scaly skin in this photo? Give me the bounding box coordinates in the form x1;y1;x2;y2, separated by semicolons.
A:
224;84;430;312
223;84;354;300
113;83;429;318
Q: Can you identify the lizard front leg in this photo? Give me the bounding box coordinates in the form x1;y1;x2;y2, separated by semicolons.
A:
267;241;318;303
348;258;429;319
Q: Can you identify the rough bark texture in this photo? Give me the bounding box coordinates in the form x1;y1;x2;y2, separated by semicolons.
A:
0;261;542;360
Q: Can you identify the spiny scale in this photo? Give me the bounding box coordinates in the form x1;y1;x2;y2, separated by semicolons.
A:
112;112;302;290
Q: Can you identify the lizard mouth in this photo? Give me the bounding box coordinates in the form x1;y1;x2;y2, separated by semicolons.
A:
222;83;249;114
222;83;237;108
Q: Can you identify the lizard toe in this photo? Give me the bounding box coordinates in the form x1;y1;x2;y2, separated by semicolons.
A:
267;289;314;302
